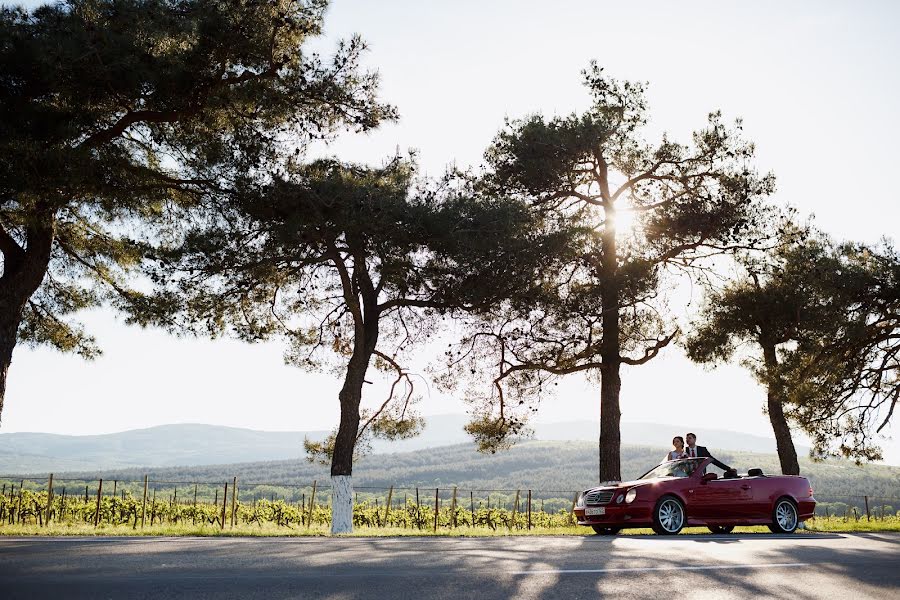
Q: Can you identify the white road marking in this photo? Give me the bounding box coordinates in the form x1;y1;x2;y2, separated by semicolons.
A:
511;562;809;575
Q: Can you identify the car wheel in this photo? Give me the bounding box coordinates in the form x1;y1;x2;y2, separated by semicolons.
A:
769;497;799;533
652;495;685;535
591;525;621;535
708;525;735;534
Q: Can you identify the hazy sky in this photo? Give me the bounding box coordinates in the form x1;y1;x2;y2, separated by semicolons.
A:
4;1;899;463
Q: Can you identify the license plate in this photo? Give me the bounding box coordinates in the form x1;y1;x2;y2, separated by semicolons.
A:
585;507;606;516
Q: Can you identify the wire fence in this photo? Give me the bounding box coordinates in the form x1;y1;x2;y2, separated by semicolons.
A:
1;474;898;531
812;494;900;520
0;475;582;531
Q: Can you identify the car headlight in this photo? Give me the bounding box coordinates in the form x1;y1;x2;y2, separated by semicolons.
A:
616;494;624;504
576;493;585;508
625;488;637;504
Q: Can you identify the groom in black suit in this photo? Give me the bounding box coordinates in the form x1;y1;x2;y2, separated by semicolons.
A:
685;432;734;473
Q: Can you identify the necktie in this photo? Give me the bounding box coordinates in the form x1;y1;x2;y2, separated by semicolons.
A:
690;448;695;457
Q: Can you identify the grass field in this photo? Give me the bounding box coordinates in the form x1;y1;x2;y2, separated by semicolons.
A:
2;516;897;537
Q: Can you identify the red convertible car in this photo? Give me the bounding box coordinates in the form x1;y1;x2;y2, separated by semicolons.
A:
574;457;816;535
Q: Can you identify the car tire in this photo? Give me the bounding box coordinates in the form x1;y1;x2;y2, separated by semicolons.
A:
708;525;735;534
768;497;799;533
591;525;621;535
652;495;685;535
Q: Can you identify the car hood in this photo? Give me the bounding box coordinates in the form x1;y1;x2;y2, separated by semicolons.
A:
584;478;663;493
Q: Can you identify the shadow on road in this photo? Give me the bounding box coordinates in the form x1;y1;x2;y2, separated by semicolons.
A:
0;533;897;599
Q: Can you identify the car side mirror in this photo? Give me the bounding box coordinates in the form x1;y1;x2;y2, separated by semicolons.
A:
701;472;718;483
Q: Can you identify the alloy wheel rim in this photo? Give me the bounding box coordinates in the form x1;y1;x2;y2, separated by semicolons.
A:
776;501;797;530
659;499;683;532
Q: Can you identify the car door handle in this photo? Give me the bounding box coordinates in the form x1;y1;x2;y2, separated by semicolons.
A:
741;485;751;490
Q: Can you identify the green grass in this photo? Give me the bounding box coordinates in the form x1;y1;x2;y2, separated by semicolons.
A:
2;516;898;537
804;515;900;532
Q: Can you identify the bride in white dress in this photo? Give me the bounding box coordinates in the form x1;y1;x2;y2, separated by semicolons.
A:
664;436;688;462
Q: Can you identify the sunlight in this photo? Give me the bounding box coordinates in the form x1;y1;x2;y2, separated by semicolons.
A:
612;206;639;236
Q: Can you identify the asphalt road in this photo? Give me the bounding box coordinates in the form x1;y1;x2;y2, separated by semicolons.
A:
1;533;897;599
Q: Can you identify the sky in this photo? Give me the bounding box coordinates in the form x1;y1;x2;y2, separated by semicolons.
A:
4;1;900;463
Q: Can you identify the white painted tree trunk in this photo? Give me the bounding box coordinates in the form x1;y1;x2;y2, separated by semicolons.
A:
331;475;353;534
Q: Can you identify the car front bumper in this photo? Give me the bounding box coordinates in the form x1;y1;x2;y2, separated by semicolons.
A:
574;501;654;527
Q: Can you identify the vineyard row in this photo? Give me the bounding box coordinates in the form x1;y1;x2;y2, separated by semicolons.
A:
1;475;898;530
0;486;576;530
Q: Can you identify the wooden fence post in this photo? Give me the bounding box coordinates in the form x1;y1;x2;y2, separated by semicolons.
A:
306;480;317;529
383;486;394;528
16;480;23;525
220;483;228;530
44;474;54;527
864;496;870;521
231;477;237;528
470;491;475;528
415;488;421;530
433;488;439;532
94;479;103;527
451;487;457;528
571;492;579;524
511;490;520;530
141;476;148;528
527;490;532;530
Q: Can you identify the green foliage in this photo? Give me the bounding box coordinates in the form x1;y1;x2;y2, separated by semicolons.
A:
783;241;900;461
146;154;574;468
0;0;393;417
685;229;840;369
685;230;900;463
443;63;778;452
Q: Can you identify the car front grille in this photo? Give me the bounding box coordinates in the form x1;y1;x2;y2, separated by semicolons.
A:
584;490;615;504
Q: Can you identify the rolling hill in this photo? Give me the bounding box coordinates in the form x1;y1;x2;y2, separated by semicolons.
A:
0;414;813;473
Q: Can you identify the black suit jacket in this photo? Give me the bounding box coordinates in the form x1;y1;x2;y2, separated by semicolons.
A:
690;445;731;472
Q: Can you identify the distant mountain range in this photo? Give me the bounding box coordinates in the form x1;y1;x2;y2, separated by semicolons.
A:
0;414;813;474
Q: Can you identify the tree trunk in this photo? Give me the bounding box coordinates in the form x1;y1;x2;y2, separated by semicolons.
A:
0;314;21;420
329;318;378;534
0;219;55;421
762;341;800;475
599;360;621;482
330;473;353;534
598;186;621;483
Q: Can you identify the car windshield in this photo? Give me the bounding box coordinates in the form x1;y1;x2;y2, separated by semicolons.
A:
639;458;703;480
